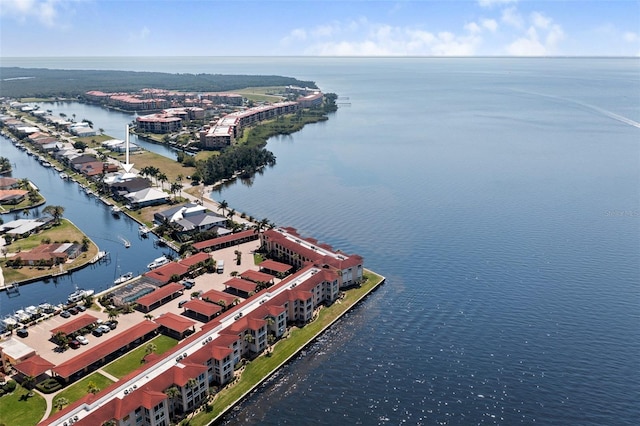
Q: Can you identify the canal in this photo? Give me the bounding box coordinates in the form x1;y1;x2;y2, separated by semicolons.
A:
1;102;180;315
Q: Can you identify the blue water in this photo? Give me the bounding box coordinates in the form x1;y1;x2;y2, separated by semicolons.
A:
2;57;639;425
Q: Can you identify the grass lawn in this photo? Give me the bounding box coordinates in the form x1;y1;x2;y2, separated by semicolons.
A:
186;270;385;425
0;383;47;426
51;373;114;415
114;150;196;183
103;335;179;379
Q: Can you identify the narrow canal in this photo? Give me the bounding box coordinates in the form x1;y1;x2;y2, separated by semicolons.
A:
1;102;179;315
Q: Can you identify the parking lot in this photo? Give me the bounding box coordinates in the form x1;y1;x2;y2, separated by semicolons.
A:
12;239;261;366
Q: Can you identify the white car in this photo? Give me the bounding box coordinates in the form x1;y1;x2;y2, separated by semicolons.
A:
98;325;111;333
76;336;89;345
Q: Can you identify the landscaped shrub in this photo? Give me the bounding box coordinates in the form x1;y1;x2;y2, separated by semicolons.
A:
36;378;62;394
2;380;16;393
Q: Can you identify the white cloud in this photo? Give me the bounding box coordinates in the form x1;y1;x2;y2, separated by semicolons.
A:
506;12;564;56
501;6;524;28
623;32;639;43
129;26;150;41
478;0;518;8
481;18;498;32
299;20;483;56
0;0;70;27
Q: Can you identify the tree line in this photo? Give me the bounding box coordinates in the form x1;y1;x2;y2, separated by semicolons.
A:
0;67;318;99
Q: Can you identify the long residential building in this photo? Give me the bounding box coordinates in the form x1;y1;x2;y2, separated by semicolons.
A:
42;228;360;426
199;101;301;149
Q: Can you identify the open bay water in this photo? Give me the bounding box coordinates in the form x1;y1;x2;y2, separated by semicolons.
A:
2;58;639;424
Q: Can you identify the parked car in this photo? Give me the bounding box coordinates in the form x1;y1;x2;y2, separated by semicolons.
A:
98;325;111;334
76;305;87;312
76;335;89;345
178;300;188;308
68;307;79;315
69;340;81;349
16;328;29;338
105;321;118;330
60;311;71;318
92;328;103;337
182;280;195;289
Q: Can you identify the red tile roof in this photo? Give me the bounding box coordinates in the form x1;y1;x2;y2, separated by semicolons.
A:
50;313;98;336
240;269;275;283
183;299;223;317
258;259;292;273
201;289;236;306
14;354;55;377
224;277;257;293
135;282;184;308
143;262;189;284
178;252;212;267
154;312;195;334
53;320;159;379
192;229;256;251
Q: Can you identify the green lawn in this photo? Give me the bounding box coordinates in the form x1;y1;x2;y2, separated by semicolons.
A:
51;373;114;415
103;335;178;378
186;270;385;425
0;384;47;426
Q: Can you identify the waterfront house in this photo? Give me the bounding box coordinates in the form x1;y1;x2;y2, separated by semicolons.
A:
123;187;170;209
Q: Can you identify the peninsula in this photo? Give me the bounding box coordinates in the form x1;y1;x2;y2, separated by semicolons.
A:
0;71;383;426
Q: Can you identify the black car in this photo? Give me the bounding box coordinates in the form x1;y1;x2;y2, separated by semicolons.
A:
92;328;103;337
69;340;81;349
76;305;87;312
68;307;79;315
105;321;118;330
16;328;29;338
60;311;71;318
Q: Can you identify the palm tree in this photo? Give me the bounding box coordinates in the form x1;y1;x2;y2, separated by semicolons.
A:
244;332;255;350
81;236;91;252
218;200;228;216
145;342;157;355
22;375;35;394
157;172;168;190
43;205;64;224
107;308;119;322
165;386;180;420
54;396;69;411
87;380;100;395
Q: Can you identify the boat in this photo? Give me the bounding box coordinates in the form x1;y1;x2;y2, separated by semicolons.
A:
2;316;18;328
114;272;134;285
38;303;55;314
25;305;39;317
139;225;150;237
147;255;170;270
14;310;30;322
68;288;95;303
111;205;121;217
59;172;68;179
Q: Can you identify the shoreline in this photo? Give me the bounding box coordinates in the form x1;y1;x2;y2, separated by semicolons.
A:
206;270;385;424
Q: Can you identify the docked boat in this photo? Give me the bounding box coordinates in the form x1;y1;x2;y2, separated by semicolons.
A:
68;288;95;303
14;310;30;322
59;172;68;179
114;272;134;285
111;205;121;217
2;316;18;328
147;255;170;270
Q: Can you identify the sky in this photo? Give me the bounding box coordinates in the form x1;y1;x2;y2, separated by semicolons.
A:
0;0;639;57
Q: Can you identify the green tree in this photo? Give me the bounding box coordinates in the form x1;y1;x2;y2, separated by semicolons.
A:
54;396;69;411
218;200;228;216
165;386;180;420
87;380;100;395
43;205;64;224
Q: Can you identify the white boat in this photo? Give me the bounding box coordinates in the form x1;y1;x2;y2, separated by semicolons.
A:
2;316;18;327
147;255;170;269
59;172;68;179
68;288;94;303
139;225;150;236
25;305;39;316
14;310;30;322
111;205;121;216
114;272;134;285
39;303;55;314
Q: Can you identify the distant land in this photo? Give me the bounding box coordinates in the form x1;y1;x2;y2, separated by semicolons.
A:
0;67;318;98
